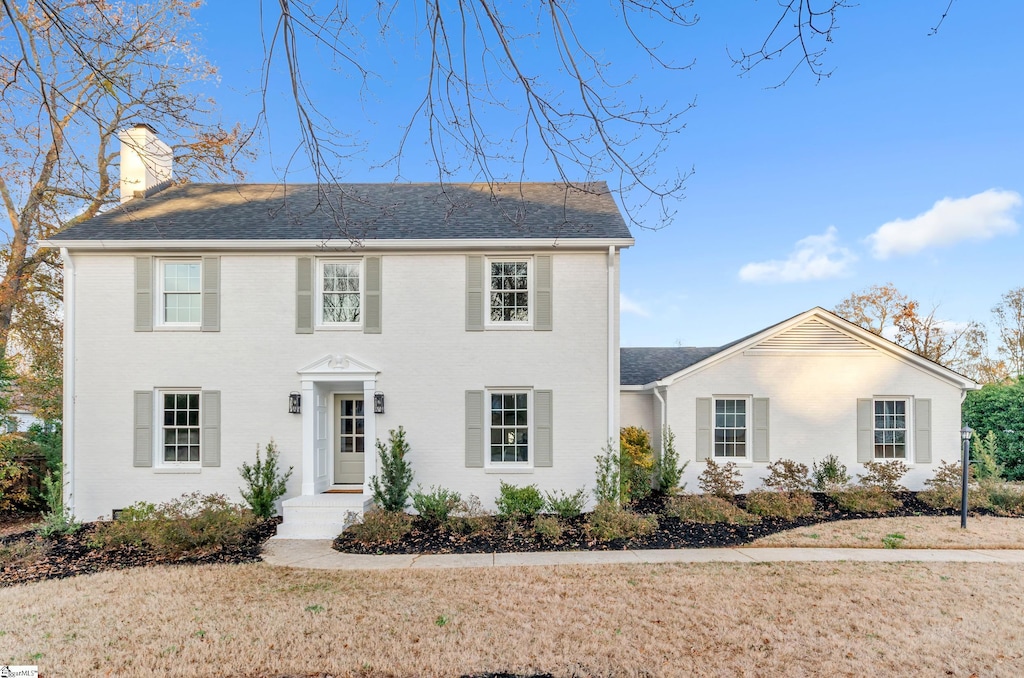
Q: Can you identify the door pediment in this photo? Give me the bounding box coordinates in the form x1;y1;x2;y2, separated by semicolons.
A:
297;354;380;380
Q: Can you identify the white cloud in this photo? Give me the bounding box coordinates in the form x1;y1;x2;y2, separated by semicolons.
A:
620;292;651;317
738;226;856;283
867;189;1021;259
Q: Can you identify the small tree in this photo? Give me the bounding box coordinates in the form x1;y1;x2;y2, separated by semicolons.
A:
593;441;620;506
655;426;687;494
239;439;294;519
972;430;1004;480
370;427;415;512
698;459;743;500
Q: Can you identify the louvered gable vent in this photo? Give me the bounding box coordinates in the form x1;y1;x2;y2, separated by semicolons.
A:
747;318;872;353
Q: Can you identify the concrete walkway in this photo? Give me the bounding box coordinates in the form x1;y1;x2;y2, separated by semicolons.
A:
262;539;1024;570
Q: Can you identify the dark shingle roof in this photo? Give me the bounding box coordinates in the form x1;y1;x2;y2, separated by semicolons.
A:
620;347;727;386
48;182;632;242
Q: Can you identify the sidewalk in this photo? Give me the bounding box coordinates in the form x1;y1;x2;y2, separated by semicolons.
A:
262;539;1024;570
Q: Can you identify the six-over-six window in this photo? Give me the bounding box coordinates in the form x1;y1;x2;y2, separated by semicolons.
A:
714;398;748;459
162;391;200;464
874;399;907;459
158;260;201;326
489;259;530;323
319;259;362;325
490;391;529;463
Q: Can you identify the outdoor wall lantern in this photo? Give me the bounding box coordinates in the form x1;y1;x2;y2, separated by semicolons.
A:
288;392;302;414
374;391;385;414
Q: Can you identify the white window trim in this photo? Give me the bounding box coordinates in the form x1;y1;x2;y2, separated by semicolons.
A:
155;388;202;469
485;387;533;468
155;258;201;329
485;256;533;329
316;257;364;330
872;396;913;462
712;395;752;462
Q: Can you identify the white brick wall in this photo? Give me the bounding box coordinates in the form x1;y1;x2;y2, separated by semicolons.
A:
69;250;615;519
621;350;967;492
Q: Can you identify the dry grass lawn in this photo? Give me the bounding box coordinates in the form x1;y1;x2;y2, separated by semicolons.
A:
751;515;1024;549
1;560;1023;677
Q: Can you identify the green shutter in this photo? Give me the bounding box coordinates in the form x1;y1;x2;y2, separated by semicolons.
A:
465;390;484;467
534;255;552;331
364;255;382;334
752;398;769;462
201;390;221;468
857;398;874;463
135;257;153;332
296;257;314;334
201;256;220;332
466;255;484;331
696;397;711;461
915;398;932;464
133;390;153;467
534;390;553;467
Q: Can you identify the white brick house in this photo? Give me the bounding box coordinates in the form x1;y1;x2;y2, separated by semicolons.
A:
620;308;979;492
45;126;632;538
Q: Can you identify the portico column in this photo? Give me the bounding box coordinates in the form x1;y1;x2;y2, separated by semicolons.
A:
363;379;377;495
300;379;316;495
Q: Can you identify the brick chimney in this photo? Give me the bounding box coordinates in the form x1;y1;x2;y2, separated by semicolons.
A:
118;123;173;202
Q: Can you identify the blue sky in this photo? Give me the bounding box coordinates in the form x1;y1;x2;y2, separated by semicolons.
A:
194;2;1024;350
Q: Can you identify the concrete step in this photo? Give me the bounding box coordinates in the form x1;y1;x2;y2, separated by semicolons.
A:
276;493;374;540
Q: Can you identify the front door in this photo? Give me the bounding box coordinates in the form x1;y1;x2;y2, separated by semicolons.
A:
333;395;365;485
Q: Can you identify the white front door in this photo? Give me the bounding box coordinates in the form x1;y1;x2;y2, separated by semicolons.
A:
333;395;365;485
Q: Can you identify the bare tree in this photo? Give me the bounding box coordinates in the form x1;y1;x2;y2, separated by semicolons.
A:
993;287;1024;379
0;1;249;372
835;283;991;381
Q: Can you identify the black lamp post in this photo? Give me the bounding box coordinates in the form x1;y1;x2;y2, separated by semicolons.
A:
960;426;972;529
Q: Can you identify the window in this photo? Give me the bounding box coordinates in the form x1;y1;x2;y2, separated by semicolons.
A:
874;399;907;459
161;391;200;464
714;398;748;459
319;259;362;326
158;260;201;326
490;391;530;464
488;259;530;324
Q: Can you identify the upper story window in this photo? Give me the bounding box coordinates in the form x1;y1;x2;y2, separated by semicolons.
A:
319;259;362;326
873;399;907;459
158;260;201;326
714;397;749;459
488;258;530;325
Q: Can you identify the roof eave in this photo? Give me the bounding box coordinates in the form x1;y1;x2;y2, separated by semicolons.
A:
42;237;635;251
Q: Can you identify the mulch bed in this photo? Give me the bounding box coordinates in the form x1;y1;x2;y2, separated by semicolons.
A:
0;517;280;588
333;492;968;555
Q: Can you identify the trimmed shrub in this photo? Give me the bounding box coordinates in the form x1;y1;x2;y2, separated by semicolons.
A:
345;509;413;543
745;489;816;520
91;493;257;557
655;426;687;494
698;459;743;499
586;501;658;541
495;481;544;519
593;441;621;505
858;460;909;493
239;439;293;519
981;482;1024;516
544;488;587;519
412;485;462;524
811;454;850;491
919;460;966;510
665;494;759;525
620;426;654;503
369;427;415;512
828;486;901;514
762;460;811;493
533;515;564;541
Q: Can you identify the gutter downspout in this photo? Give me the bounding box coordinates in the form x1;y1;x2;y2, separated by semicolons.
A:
653;384;667;458
607;245;616;445
61;248;76;517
